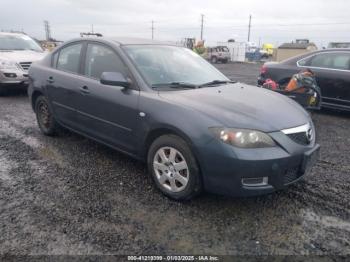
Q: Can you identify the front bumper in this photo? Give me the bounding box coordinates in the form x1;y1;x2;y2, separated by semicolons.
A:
196;130;320;197
0;69;29;85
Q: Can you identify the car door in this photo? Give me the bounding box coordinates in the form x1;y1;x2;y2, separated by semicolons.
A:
46;42;83;128
307;52;350;108
74;42;140;153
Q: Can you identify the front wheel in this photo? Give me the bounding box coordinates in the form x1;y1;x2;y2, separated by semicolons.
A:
211;56;218;64
147;135;202;201
35;96;60;136
0;85;7;96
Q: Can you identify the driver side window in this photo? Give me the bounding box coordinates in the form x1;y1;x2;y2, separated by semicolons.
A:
84;43;127;80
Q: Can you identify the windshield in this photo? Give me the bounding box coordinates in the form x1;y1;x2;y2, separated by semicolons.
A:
0;34;43;51
123;45;229;86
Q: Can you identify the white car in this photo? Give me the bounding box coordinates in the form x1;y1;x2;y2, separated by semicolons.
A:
0;32;45;95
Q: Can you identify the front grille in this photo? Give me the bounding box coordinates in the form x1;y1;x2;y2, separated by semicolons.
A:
287;132;309;146
19;62;32;71
284;167;300;185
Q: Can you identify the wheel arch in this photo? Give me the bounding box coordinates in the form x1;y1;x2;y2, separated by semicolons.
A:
142;125;196;161
31;90;44;111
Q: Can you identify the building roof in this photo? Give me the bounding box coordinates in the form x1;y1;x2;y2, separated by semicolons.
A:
279;42;316;49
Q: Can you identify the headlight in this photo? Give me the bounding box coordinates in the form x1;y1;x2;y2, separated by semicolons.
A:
209;127;276;148
0;59;19;70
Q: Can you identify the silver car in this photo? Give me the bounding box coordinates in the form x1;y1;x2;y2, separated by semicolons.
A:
206;46;230;64
0;32;45;95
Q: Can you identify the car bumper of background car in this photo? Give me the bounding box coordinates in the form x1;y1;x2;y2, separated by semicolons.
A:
0;70;29;85
257;75;266;86
195;132;320;197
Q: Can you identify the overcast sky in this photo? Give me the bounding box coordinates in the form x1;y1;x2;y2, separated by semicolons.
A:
1;0;350;47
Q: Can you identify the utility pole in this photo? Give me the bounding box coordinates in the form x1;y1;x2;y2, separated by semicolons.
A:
43;20;51;41
91;24;94;34
247;15;252;42
151;20;154;40
200;14;204;40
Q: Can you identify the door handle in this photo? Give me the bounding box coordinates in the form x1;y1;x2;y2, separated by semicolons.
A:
80;85;90;94
47;76;55;84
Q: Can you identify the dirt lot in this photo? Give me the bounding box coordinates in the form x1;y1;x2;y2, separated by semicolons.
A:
0;62;350;256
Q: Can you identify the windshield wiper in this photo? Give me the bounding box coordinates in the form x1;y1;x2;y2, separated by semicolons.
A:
198;80;236;88
152;82;198;89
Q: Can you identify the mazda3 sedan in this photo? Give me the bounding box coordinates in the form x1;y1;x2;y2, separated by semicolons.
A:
28;37;320;200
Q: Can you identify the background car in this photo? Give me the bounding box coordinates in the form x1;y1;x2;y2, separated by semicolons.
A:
28;37;319;201
205;46;230;63
0;32;45;95
258;49;350;111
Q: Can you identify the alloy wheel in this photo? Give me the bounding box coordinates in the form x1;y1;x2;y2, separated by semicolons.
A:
153;147;189;193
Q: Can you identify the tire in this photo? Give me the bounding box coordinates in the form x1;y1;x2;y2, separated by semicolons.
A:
34;95;60;136
211;56;218;64
147;134;202;201
222;59;228;64
0;85;7;96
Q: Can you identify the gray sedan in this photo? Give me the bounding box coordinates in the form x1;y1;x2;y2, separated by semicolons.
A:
28;37;320;200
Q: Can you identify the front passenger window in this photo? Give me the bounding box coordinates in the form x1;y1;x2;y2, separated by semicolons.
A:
84;44;127;79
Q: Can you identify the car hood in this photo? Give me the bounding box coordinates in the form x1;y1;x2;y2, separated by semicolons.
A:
0;50;45;63
158;83;310;132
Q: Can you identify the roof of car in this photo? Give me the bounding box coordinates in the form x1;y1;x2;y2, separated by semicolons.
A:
111;37;177;46
280;48;350;64
318;48;350;52
69;36;178;46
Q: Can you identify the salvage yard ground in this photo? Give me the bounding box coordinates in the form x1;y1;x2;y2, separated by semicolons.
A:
0;62;349;255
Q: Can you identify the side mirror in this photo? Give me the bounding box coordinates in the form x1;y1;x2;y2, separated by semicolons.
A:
100;72;130;88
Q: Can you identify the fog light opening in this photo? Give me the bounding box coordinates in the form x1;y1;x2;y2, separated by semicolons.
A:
242;177;269;187
4;73;17;78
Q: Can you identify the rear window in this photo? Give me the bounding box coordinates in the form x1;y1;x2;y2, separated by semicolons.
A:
56;43;83;74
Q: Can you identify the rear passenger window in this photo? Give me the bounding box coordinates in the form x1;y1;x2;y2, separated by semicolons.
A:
84;44;127;79
56;43;82;74
310;52;350;70
332;54;350;70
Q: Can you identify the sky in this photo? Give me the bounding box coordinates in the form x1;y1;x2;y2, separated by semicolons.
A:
1;0;350;48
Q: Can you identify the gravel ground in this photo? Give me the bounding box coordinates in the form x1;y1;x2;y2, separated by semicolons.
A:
0;62;350;256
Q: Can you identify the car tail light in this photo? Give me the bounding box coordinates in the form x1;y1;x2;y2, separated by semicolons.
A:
260;65;268;74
